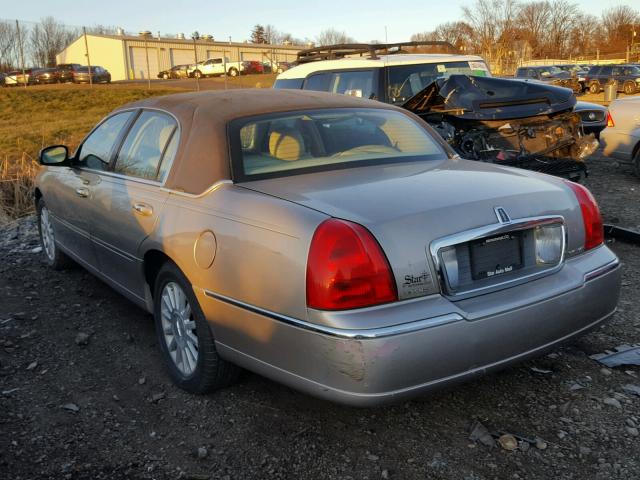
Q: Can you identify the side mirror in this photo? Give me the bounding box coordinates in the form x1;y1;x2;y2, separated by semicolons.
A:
39;145;70;166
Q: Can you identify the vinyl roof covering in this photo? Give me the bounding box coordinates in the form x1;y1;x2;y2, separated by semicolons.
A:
114;89;407;194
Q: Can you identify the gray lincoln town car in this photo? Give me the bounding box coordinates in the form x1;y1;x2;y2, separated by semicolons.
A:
35;89;621;406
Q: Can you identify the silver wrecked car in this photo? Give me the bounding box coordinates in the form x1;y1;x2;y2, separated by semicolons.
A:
35;89;621;406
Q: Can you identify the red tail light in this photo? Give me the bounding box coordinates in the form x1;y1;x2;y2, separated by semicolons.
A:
306;219;397;310
606;111;614;128
564;180;604;251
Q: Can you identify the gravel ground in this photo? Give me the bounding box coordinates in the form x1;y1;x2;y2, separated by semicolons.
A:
0;154;638;480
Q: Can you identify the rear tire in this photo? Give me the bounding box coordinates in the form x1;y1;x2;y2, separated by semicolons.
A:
623;81;636;95
37;198;72;270
193;70;202;79
589;82;600;94
153;261;240;394
228;67;238;77
633;147;640;178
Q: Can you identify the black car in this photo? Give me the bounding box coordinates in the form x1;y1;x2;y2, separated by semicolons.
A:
56;63;82;83
585;65;640;95
33;68;61;84
555;64;590;91
515;66;582;94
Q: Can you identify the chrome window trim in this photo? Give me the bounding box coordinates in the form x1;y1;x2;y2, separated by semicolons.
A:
160;180;232;198
203;289;463;339
74;107;181;186
429;215;567;300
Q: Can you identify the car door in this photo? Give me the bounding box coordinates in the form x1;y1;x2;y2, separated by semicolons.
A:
49;111;135;267
89;110;178;300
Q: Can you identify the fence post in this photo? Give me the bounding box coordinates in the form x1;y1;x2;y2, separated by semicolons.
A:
192;37;200;92
16;20;26;89
83;27;93;87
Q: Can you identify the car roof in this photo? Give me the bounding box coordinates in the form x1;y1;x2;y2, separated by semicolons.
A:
277;54;485;80
114;89;410;194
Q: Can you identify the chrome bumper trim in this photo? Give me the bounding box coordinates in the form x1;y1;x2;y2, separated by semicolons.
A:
203;290;463;339
584;258;621;282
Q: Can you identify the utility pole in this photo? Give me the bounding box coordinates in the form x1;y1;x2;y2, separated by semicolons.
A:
83;27;93;87
139;31;152;89
16;20;26;89
192;35;200;91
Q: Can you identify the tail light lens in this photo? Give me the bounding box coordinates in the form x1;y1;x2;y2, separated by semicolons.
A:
606;111;614;128
306;219;397;310
564;180;604;251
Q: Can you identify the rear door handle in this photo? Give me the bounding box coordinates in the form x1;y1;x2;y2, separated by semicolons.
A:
132;202;153;216
75;187;89;198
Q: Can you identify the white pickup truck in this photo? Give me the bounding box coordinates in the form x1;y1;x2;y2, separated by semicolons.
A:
188;57;244;78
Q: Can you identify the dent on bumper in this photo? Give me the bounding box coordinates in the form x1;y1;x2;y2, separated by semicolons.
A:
198;246;621;406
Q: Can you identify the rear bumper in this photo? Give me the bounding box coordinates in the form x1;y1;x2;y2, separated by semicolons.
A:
600;129;638;161
197;246;621;406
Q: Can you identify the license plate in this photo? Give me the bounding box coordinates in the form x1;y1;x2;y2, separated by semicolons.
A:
470;232;523;280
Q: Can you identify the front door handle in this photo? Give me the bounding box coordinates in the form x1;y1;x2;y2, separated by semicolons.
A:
75;187;89;198
132;202;153;216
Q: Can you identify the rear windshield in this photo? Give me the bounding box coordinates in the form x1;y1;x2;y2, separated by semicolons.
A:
387;60;490;104
273;78;304;89
229;108;446;181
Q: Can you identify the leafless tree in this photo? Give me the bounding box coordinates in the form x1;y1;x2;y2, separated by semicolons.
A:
516;1;551;57
544;0;579;58
0;21;17;71
30;17;76;67
315;28;355;46
410;31;437;42
601;5;639;50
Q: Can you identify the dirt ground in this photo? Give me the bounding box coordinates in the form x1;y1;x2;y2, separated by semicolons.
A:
0;153;638;480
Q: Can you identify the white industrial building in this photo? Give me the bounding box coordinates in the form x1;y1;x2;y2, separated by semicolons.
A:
56;33;302;81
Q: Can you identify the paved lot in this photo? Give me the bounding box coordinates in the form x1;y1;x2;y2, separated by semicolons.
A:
0;154;638;480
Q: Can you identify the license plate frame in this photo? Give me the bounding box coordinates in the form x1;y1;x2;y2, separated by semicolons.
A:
469;231;524;281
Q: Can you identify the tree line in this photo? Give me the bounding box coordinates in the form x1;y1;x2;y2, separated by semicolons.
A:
411;1;639;72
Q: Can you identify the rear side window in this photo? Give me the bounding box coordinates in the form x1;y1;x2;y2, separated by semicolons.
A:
230;108;446;181
77;111;134;170
114;111;178;181
273;78;304;89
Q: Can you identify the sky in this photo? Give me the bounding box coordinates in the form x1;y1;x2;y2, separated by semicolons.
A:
3;0;639;43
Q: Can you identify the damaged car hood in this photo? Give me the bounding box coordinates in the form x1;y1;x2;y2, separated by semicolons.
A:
402;74;576;121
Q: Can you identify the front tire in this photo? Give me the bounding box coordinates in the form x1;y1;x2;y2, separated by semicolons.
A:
589;82;600;94
633;147;640;178
37;198;71;270
623;81;636;95
193;70;202;79
153;262;240;393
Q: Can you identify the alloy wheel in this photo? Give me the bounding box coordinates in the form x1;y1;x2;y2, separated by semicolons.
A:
40;206;55;261
160;282;198;376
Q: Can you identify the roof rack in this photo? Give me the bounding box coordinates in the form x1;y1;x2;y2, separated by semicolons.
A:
296;41;458;64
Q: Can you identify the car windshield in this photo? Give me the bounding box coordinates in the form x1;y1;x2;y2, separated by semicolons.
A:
231;108;446;181
539;66;563;76
387;60;490;104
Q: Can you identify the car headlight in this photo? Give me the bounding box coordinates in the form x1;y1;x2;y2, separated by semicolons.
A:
535;224;563;265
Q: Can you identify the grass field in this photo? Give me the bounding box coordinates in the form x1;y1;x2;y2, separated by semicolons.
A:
0;75;275;224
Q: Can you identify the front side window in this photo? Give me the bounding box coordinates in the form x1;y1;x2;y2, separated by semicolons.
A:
387;60;491;104
231;108;446;181
77;111;134;170
114;111;178;181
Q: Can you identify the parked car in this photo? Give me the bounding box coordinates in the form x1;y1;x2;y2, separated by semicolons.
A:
72;66;111;84
514;66;582;94
275;61;292;74
33;67;61;84
241;60;264;74
35;89;620;406
573;102;608;138
600;96;640;176
57;63;82;83
555;64;589;91
188;57;244;78
157;64;190;80
276;44;600;180
585;65;640;95
4;69;35;86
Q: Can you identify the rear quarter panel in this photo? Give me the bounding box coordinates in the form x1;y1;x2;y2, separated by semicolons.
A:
142;183;328;321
